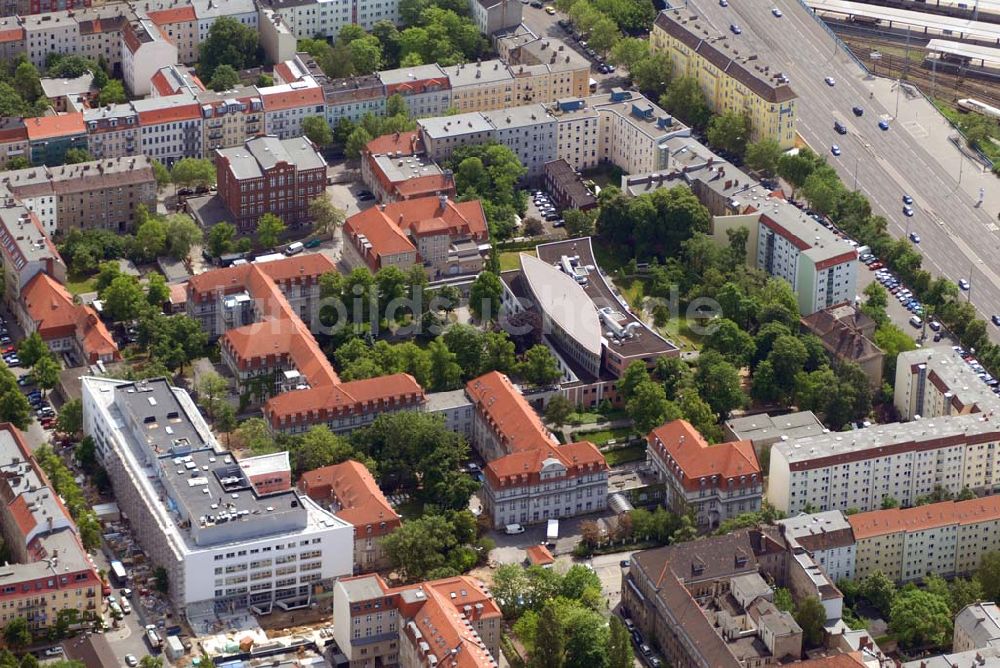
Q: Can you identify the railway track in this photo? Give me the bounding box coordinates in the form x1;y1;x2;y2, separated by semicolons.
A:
839;32;1000;107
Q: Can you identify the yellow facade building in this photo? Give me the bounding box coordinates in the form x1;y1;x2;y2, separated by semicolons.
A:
651;9;797;148
848;496;1000;583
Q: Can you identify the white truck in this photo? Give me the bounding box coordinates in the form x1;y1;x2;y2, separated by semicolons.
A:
546;519;559;545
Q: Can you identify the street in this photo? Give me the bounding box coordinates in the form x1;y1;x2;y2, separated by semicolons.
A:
683;0;1000;341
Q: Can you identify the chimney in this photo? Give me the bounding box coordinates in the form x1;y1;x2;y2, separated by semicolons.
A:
438;193;448;210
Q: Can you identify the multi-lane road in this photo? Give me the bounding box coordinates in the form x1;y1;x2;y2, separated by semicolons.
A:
683;0;1000;337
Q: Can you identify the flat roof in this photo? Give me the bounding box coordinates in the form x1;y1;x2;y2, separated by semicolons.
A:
806;0;1000;42
725;411;826;444
372;152;443;184
534;238;679;359
776;510;852;540
482;104;554;130
419;112;494;139
446;60;514;88
0;202;60;265
757;197;857;265
378;64;449;86
423;389;472;412
39;73;94;99
926;39;1000;67
773;412;999;466
898;346;1000;414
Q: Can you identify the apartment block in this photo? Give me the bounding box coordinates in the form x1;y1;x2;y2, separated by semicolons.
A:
0;119;29;169
652;9;798;149
724;411;826;451
185;255;426;435
15;272;119;365
333;573;501;668
954;602;1000;652
84;104;140;160
198;88;265;157
482;105;556;177
21;11;80;68
768;415;1000;515
216;135;327;231
259;0;399;37
647;419;762;529
447;60;516;113
753;198;858;315
342;194;488;278
418;112;497;163
377;65;452;118
81;376;355;617
299;461;401;573
497;31;590;103
0;156;156;235
895;346;1000;421
134;93;203;167
141;3;199;64
11;0;90;14
466;371;609;528
849;496;1000;582
360;131;456;204
471;0;521;35
543;158;596;211
0;424;102;633
122;18;178;97
776;511;856;584
0;201;66;308
260;77;326;140
24;113;88;167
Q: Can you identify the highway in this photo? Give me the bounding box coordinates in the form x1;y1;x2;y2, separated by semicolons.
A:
681;0;1000;340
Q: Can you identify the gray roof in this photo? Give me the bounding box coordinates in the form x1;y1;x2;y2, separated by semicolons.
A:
337;574;387;602
446;60;514;88
518;252;602;357
776;511;855;552
419;112;494;140
372;152;443;184
898;346;1000;415
39;73;95;99
377;64;449;87
192;0;257;17
725;411;826;445
902;646;1000;668
956;602;1000;648
0;202;60;265
219;135;325;180
424;389;472;413
482;104;554;130
757;197;857;265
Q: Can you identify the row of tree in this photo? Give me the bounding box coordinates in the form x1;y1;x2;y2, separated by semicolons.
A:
34;446;101;550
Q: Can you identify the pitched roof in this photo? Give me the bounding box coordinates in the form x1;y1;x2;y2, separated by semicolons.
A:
847;495;1000;540
298;460;400;533
647;419;760;491
466;371;553;455
260;82;325;111
145;6;197;23
525;544;554;566
21;273;119;362
343;207;417;268
801;305;883;364
135;98;202;125
365;131;424;157
23;113;86;141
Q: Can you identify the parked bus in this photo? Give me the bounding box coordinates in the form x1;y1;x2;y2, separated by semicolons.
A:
109;560;127;586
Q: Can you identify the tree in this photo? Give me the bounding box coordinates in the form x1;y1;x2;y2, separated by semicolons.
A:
563;209;596;237
630;51;673;94
153;566;168;594
704;318;755;368
133;216;167;262
171;158;216;189
627;380;675;434
163;214;203;260
794;596;827;649
145;272;170;308
694;352;745;418
236;417;276;454
533;600;565;668
17;332;48;368
661;76;710;129
860;571;896;618
215;403;237;445
350;36;383;74
198;16;261;80
519;345;561;386
302;115;333;147
706;111;750;157
0;364;32;430
773;587;794;612
293;426;357;475
607;616;633;668
139;657;164;668
198;372;229;419
101;275;146;322
609;37;649;71
256;213;286;249
309;196;346;241
97;79;126;106
208;63;239;91
345;127;374;160
802;168;844;216
381;512;478;582
435;284;461;314
3;618;30;650
744;138;783;175
13;61;42;103
427;338;462;391
151;160;171;188
33;355;59;396
545;394;574;429
979;551;1000;602
890;588;952;648
56;398;82;436
207;222;237;257
469;271;502;321
64;148;92;164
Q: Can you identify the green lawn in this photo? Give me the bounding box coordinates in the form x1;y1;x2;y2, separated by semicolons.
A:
499;251;523;272
567;408;627;425
604;445;647;466
575;427;634;445
395;499;424;520
64;275;97;295
657;316;704;351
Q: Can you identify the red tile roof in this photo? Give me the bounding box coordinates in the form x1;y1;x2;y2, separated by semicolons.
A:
21;273;119;363
24;113;86;141
525;544;554;566
136;100;201;126
393;174;457;200
848;495;1000;540
365;131;424;157
261;84;324;112
145;6;196;23
298;460;400;538
343;208;416;269
647;419;760;492
0;27;25;44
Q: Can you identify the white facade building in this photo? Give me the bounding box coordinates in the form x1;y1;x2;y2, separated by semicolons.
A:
134;94;203;167
895;347;1000;421
767;414;1000;515
81;376;354;617
122;19;179;98
776;511;856;583
482;105;556;177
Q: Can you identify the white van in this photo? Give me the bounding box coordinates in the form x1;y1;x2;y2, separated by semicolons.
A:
504;524;525;535
909;315;923;328
284;241;304;256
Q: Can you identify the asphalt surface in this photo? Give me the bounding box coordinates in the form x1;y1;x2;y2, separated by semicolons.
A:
670;0;1000;338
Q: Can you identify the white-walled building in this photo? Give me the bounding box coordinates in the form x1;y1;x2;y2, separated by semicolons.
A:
261;77;326;139
895;346;1000;421
133;94;203;166
378;64;452;118
776;511;856;584
121;18;179;97
767;414;1000;515
470;0;521;35
482;104;556;177
81;376;354;617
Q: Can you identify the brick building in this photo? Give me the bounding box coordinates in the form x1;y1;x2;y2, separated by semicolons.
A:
215;135;327;232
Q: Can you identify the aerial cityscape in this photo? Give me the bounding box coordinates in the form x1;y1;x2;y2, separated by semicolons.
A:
0;0;997;665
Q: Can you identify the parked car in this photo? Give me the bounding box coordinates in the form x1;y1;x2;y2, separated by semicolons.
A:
730;23;741;33
771;7;782;16
852;106;864;116
824;76;836;86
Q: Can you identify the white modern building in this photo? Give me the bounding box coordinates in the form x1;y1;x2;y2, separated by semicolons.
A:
776;511;856;584
482;104;556;177
895;346;1000;421
134;93;204;166
121;18;179;97
767;414;1000;515
81;376;354;617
